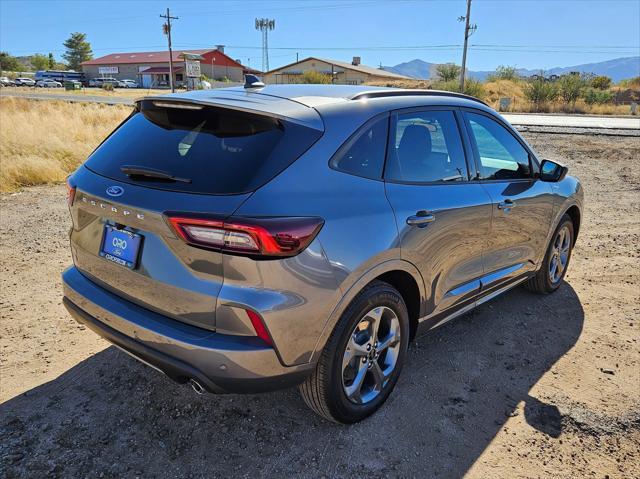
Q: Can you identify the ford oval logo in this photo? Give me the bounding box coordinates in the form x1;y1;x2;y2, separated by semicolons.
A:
106;186;124;197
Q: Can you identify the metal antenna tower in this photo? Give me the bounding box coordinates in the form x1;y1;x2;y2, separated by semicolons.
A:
255;18;275;72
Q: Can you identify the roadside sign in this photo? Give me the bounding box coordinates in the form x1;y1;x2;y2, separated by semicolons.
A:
98;66;119;74
185;60;201;78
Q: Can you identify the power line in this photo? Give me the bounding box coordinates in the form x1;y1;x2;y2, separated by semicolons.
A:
7;43;638;55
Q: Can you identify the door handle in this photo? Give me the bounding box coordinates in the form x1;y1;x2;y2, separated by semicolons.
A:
406;212;435;226
497;199;516;210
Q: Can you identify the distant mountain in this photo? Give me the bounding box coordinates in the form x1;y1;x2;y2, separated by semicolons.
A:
383;59;439;80
383;56;640;83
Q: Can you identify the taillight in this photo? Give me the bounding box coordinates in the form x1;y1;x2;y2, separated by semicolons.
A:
66;177;76;207
246;309;272;346
167;215;324;258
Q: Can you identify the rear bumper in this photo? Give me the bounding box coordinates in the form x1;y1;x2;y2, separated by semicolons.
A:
62;266;313;394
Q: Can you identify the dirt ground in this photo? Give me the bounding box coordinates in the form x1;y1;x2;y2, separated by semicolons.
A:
1;132;639;478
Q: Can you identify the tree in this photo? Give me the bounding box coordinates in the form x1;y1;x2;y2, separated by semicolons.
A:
489;65;519;81
559;74;584;108
436;63;461;82
0;51;22;71
63;32;92;70
31;53;50;71
48;53;55;69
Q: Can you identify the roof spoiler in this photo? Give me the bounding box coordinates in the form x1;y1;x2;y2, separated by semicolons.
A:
244;74;265;89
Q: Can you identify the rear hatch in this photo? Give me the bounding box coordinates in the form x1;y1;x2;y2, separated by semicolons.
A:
69;95;323;331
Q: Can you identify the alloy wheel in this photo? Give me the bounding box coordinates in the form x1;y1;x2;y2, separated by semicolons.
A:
341;306;401;404
549;225;571;284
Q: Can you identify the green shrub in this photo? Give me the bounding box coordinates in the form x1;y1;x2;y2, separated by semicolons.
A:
524;77;558;111
299;70;331;84
558;74;585;107
101;83;114;92
591;75;612;90
431;78;485;100
431;79;458;92
462;78;485;99
583;88;614;104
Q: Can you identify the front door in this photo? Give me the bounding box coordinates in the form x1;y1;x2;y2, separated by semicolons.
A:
384;108;493;322
462;110;554;292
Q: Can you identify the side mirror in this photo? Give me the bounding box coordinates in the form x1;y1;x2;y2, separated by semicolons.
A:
540;159;569;182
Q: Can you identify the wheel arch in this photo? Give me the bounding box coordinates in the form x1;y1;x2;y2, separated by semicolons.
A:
310;260;426;363
564;204;581;246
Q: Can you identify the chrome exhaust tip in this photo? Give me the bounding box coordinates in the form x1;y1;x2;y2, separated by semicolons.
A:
189;378;205;395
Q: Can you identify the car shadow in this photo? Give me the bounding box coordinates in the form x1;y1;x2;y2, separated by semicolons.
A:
0;283;583;478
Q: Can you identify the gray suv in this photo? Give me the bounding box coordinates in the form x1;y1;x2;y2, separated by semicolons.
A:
62;84;583;423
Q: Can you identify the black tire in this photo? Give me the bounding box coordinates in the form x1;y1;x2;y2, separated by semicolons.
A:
526;214;574;294
299;280;409;423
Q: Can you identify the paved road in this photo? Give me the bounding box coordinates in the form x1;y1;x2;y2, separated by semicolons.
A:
3;89;639;129
503;112;640;130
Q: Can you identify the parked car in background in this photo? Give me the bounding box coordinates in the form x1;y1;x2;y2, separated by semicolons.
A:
36;79;62;88
89;77;119;88
14;77;36;86
0;76;12;86
62;84;583;423
117;79;139;88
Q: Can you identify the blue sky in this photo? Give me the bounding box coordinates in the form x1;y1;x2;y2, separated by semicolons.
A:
0;0;638;71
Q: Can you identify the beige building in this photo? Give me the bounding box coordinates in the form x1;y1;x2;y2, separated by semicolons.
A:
263;56;411;85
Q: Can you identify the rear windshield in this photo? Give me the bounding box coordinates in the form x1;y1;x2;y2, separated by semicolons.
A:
85;100;322;194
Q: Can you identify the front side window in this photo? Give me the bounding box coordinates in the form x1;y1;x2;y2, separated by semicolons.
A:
465;112;532;180
330;116;388;179
385;110;467;183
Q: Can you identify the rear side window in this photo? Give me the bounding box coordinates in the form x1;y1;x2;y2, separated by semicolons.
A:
85;101;322;195
330;116;388;179
465;112;531;180
385;110;468;183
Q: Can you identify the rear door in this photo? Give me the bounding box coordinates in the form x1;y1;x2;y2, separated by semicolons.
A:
384;108;492;321
461;110;554;292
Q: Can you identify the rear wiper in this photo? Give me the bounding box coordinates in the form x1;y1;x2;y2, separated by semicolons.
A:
120;165;192;183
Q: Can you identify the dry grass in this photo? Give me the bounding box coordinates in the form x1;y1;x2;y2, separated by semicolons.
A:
483;79;526;109
0;97;131;192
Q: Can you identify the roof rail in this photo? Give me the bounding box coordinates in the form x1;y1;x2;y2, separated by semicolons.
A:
349;89;488;106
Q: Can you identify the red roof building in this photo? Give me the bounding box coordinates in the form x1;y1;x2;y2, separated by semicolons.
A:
81;46;257;88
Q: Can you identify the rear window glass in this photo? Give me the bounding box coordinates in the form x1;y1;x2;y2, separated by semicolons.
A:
330;116;388;179
85;100;322;194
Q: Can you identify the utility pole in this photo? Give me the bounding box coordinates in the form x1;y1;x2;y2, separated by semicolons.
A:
458;0;477;92
160;8;178;92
